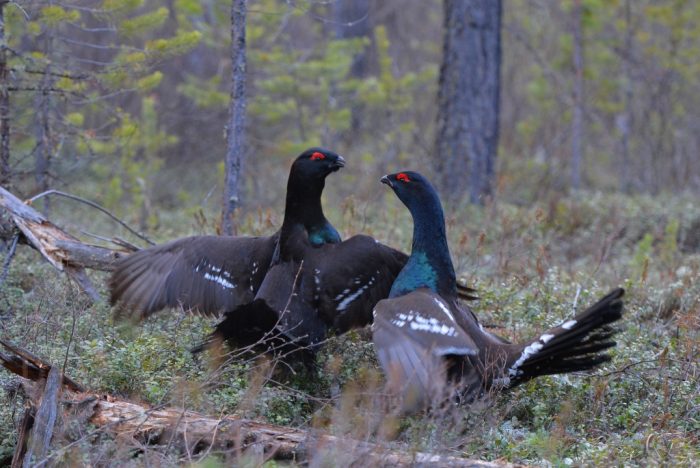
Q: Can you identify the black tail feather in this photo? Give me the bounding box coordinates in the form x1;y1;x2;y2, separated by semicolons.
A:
191;299;281;354
508;288;624;385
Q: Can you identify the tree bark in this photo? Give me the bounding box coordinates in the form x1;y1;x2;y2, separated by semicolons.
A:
11;407;34;468
0;1;10;188
435;0;502;204
222;0;248;235
571;0;584;190
333;0;373;134
617;0;633;193
334;0;372;79
34;26;55;213
22;365;62;468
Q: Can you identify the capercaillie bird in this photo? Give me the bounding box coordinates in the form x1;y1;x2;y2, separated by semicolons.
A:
373;171;624;412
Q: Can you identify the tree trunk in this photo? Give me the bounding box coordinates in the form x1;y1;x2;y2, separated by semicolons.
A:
571;0;584;191
334;0;372;79
34;29;54;213
333;0;373;135
222;0;247;235
0;1;10;188
618;0;633;193
34;73;52;212
435;0;502;204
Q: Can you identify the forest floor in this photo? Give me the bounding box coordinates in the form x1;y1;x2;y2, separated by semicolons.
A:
0;191;699;466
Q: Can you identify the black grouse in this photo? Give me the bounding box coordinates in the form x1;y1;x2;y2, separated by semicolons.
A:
109;149;475;359
373;171;624;411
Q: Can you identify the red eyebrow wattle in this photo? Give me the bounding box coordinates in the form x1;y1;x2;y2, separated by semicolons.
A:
396;173;410;182
311;152;325;160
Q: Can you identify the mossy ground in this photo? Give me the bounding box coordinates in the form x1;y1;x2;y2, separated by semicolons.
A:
1;192;699;466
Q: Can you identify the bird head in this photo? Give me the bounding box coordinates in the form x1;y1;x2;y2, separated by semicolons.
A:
292;147;346;179
380;171;438;212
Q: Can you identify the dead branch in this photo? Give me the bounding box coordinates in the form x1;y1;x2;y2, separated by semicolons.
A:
11;407;34;468
0;186;135;299
24;365;62;467
0;339;84;392
29;189;153;246
0;341;516;468
51;239;126;271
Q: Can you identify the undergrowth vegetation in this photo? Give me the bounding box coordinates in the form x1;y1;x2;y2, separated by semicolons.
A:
1;191;699;466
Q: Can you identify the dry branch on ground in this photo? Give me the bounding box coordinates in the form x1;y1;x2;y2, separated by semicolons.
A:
0;340;518;467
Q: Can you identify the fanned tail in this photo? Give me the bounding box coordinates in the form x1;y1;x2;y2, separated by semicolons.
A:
506;288;624;386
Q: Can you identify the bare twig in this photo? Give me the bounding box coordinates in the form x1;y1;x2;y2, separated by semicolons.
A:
599;358;660;377
61;308;77;376
572;285;581;312
28;189;154;246
79;231;140;251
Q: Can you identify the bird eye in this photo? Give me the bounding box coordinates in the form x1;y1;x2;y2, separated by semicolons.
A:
396;173;410;182
310;152;326;160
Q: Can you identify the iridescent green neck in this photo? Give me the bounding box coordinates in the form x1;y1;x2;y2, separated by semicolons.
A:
389;251;437;297
308;221;341;246
389;186;456;298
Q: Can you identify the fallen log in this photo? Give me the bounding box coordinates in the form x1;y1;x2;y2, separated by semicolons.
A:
0;341;518;467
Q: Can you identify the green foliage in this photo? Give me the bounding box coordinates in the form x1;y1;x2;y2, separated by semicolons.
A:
121;7;169;37
136;70;164;91
146;31;202;58
4;0;205;218
633;233;654;281
103;97;175;227
102;0;143;14
178;75;228;109
82;334;190;400
661;218;679;266
40;5;81;25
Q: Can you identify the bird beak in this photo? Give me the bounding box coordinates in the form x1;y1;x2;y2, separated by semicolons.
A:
380;175;393;188
332;155;346;169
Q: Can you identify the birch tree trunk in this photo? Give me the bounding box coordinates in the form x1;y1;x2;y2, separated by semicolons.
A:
435;0;502;204
222;0;247;235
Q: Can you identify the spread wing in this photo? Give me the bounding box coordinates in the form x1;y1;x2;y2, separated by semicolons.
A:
372;289;479;407
110;233;279;319
309;235;407;333
252;259;326;347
